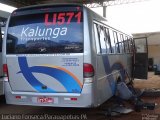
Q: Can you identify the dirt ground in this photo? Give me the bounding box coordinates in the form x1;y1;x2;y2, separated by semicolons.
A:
109;72;160;120
134;72;160;89
1;95;160;120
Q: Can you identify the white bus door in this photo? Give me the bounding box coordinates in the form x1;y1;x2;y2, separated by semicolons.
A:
133;37;148;79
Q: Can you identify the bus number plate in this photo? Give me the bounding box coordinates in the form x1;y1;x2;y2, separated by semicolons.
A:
37;97;53;103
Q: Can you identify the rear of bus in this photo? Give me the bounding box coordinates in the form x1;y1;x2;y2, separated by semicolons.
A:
3;4;95;107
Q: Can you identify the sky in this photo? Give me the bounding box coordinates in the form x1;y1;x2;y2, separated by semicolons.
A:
0;0;160;34
91;0;160;34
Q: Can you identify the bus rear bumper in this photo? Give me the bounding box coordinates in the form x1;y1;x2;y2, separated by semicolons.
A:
4;82;95;108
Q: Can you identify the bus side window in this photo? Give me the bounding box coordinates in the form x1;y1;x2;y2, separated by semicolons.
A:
130;38;135;53
109;29;115;53
105;28;112;54
124;36;129;53
125;36;130;53
128;37;132;53
93;23;101;54
126;36;131;53
120;34;125;53
113;31;120;53
97;25;106;54
117;32;123;53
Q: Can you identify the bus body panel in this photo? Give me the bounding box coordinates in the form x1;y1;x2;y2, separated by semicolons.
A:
4;82;94;107
89;9;133;105
0;75;3;95
5;5;84;94
83;10;98;106
96;54;132;105
6;54;83;93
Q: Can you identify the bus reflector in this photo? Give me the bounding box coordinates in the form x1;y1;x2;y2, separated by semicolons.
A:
64;97;78;101
83;63;94;78
3;64;8;78
71;98;77;101
15;96;21;99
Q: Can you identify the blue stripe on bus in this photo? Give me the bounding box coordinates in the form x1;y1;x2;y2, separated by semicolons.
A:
102;56;116;94
29;66;81;93
18;57;56;93
111;63;125;82
17;57;81;93
102;56;125;95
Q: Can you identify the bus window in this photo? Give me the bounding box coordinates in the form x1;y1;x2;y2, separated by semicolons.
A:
124;36;129;53
128;37;132;53
125;36;130;53
93;23;101;54
130;37;134;53
130;37;135;53
113;31;120;53
97;25;106;54
105;28;112;54
117;33;123;53
120;34;125;53
109;29;115;53
7;8;83;54
126;36;131;53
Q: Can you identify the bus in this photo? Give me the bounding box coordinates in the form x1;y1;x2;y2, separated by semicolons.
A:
3;4;148;107
0;27;3;95
0;10;10;96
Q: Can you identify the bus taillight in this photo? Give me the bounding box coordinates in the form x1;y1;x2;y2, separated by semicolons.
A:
3;64;9;79
83;63;94;78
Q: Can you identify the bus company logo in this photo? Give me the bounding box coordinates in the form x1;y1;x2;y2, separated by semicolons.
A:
20;26;68;41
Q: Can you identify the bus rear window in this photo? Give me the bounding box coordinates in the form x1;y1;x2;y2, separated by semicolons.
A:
7;6;83;54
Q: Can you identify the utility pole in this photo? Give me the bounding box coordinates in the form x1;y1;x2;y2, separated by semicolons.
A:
103;6;107;18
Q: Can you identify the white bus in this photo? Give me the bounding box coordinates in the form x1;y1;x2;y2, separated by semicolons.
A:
3;4;148;107
0;27;3;95
0;10;10;96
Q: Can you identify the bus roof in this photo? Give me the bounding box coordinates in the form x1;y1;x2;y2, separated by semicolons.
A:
12;3;84;13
